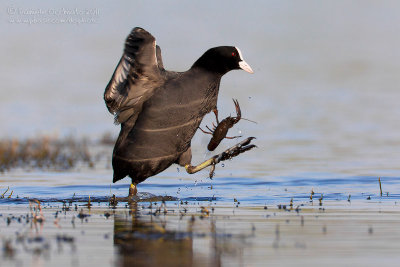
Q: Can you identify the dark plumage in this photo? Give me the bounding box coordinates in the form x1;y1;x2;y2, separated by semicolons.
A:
104;27;253;186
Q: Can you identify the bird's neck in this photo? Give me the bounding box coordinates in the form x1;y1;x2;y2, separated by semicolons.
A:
185;67;221;113
185;66;221;83
191;57;229;76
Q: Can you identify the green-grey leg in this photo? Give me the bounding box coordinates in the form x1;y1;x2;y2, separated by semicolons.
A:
185;137;256;177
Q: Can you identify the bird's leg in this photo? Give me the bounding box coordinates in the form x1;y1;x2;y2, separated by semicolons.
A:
185;137;256;177
128;182;138;197
185;158;216;175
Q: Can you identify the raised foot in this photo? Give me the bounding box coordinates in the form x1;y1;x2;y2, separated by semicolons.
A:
213;136;256;163
185;137;257;177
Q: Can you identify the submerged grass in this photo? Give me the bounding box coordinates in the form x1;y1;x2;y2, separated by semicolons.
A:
0;135;104;172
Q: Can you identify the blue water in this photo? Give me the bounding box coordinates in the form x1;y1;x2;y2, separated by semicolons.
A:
2;163;399;206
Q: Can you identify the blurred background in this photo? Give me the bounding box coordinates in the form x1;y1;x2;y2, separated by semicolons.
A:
1;0;400;179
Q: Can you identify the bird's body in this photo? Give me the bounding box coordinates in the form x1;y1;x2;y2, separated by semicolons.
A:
104;27;254;187
112;69;220;183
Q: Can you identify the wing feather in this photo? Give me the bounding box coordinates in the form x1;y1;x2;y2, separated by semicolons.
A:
104;27;164;124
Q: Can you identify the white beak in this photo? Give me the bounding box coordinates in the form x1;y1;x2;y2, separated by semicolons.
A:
239;60;254;74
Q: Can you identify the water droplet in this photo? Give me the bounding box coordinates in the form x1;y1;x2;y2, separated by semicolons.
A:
221;163;225;167
177;167;180;173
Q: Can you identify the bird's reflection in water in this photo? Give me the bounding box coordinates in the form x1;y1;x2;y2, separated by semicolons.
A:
113;202;242;267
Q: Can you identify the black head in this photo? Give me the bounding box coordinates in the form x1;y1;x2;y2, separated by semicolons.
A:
192;46;253;75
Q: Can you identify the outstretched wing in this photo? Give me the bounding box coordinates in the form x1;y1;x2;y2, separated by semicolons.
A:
104;27;165;124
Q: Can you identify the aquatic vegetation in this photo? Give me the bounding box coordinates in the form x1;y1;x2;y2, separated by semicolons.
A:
1;187;10;198
99;132;116;145
0;136;100;172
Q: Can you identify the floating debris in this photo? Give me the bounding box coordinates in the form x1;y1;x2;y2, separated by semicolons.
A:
109;194;118;208
77;209;90;220
277;204;287;210
62;203;70;212
295;205;301;213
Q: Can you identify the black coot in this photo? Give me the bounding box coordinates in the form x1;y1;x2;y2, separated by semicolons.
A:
104;27;254;195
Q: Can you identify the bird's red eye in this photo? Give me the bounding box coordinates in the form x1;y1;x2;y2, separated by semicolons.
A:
232;52;236;56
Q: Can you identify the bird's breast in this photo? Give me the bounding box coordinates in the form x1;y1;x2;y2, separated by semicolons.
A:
117;75;220;161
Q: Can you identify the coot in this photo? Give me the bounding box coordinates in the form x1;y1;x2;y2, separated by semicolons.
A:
104;27;255;195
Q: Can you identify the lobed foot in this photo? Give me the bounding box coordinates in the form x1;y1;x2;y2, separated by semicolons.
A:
185;137;256;177
213;137;256;163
